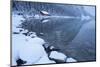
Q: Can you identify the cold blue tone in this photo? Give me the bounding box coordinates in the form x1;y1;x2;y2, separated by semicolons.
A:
12;1;96;66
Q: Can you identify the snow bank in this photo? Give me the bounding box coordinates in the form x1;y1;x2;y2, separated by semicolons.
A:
12;34;46;65
12;29;54;65
12;13;53;65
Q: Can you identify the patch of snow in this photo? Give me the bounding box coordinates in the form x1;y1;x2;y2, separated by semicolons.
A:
12;14;24;27
34;14;40;19
66;57;77;62
21;29;28;33
50;46;55;50
40;11;49;15
25;15;32;19
49;51;67;61
12;14;25;32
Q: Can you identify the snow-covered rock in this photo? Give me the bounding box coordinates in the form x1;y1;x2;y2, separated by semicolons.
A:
49;46;55;50
49;51;67;61
66;57;77;62
40;11;49;15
